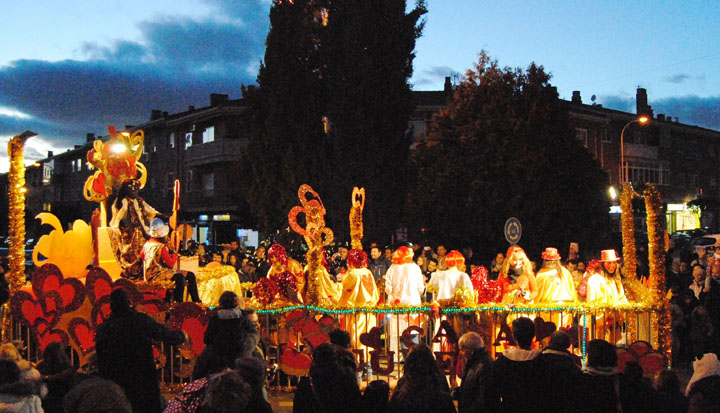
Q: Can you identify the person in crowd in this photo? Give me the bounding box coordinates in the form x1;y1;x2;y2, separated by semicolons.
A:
0;342;46;398
689;265;706;300
329;329;352;351
535;247;578;304
678;261;693;289
228;240;244;265
267;244;305;303
655;369;688;413
389;343;455;413
582;339;624;413
689;304;715;359
490;253;504;280
330;244;349;279
667;258;682;291
702;264;720;334
538;331;582;411
455;332;498;413
433;244;448;271
0;359;44;412
95;288;186;413
36;342;75;413
494;317;541;412
234;357;273;413
363;380;390;413
586;249;628;305
255;246;269;278
197;291;259;378
415;255;428;281
685;352;720;412
619;361;659;412
498;246;537;304
368;244;391;284
293;343;361;413
428;250;473;303
691;247;709;270
61;353;133;413
384;246;393;263
384;246;425;357
197;369;251;413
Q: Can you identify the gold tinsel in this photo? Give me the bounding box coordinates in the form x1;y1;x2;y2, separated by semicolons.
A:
349;187;365;250
3;133;34;341
195;265;239;283
644;185;671;365
620;182;637;280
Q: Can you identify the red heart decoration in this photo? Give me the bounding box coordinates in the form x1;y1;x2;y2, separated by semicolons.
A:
33;264;86;313
169;303;210;356
281;348;313;376
534;317;557;342
85;267;115;305
68;318;96;355
11;290;61;330
92;173;107;196
359;326;384;350
35;320;69;352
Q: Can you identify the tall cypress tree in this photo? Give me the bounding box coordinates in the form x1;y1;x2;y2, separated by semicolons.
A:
243;0;426;244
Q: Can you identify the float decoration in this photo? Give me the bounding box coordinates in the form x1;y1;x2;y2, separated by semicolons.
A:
620;182;637;280
4;130;36;341
349;187;365;250
288;185;333;306
32;213;94;278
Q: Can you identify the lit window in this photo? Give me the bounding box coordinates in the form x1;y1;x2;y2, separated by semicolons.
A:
202;126;215;144
185;132;193;149
169;132;175;148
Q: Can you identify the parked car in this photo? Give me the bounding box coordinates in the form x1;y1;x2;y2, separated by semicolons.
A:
689;234;720;252
671;227;710;250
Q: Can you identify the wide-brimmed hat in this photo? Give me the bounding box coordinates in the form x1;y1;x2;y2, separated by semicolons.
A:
541;247;562;261
599;249;620;262
149;218;169;238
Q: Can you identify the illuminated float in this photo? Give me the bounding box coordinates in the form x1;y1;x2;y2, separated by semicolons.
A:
3;128;671;388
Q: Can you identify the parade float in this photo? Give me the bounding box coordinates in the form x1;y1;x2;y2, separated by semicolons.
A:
3;128;670;390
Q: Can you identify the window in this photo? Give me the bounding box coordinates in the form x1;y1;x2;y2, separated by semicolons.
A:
169;132;175;148
625;160;669;186
601;128;611;143
575;128;588;148
202;173;214;197
185;132;193;149
73;159;82;172
202;126;215;144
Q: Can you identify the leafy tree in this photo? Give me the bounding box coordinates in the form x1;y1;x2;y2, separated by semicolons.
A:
407;52;612;261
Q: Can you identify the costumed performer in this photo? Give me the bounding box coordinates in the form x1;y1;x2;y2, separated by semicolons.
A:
267;243;305;303
337;249;379;354
304;250;341;305
428;250;473;351
535;247;578;328
109;179;162;279
498;246;537;305
585;249;628;342
384;246;425;360
140;218;198;301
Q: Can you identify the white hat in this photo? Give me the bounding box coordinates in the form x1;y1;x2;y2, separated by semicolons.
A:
686;353;720;395
149;218;169;238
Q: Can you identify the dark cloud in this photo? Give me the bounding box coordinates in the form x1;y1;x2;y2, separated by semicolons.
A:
0;0;269;161
599;93;720;131
664;73;690;84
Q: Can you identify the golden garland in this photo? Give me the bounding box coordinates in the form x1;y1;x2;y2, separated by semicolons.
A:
620;182;637;279
349;187;365;250
4;132;35;340
644;185;671;365
195;265;239;283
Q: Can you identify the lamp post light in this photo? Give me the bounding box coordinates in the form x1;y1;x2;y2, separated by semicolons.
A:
620;116;649;184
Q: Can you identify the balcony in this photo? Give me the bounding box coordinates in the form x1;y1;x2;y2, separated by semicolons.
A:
185;139;245;166
624;143;658;160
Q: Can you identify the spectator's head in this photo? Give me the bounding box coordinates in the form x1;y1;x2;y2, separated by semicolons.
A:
458;331;484;362
218;291;239;309
309;343;360;410
511;317;535;350
234;357;267;396
403;343;438;378
693;265;706;284
623;361;644;382
547;331;571;352
436;245;447;257
586;339;617;369
0;342;21;363
363;380;390;412
338;246;349;260
427;258;438;273
671;259;680;273
109;288;131;314
679;261;690;274
445;250;465;269
0;359;20;385
39;341;72;374
370;245;382;260
415;255;426;267
256;246;266;259
384;247;392;261
495;253;505;264
329;329;352;350
712;265;720;280
200;369;250;412
656;369;680;393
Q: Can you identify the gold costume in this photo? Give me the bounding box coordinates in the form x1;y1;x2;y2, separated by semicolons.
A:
306;265;341;305
535;266;579;303
338;268;379;351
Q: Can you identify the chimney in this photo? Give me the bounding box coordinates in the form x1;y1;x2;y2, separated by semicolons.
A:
657;114;665;122
47;151;54;158
210;93;229;106
162;111;168;117
150;110;162;121
572;91;582;104
188;106;195;111
86;133;95;143
636;88;654;118
443;77;452;94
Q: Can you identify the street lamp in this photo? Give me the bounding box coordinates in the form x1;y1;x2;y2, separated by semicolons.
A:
620;116;649;184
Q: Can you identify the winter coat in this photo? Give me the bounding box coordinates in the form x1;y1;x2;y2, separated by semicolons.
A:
457;347;498;413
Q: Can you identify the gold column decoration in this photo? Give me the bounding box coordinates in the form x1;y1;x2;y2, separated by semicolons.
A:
644;185;670;365
349;187;365;250
620;182;637;280
288;185;334;305
3;131;36;340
